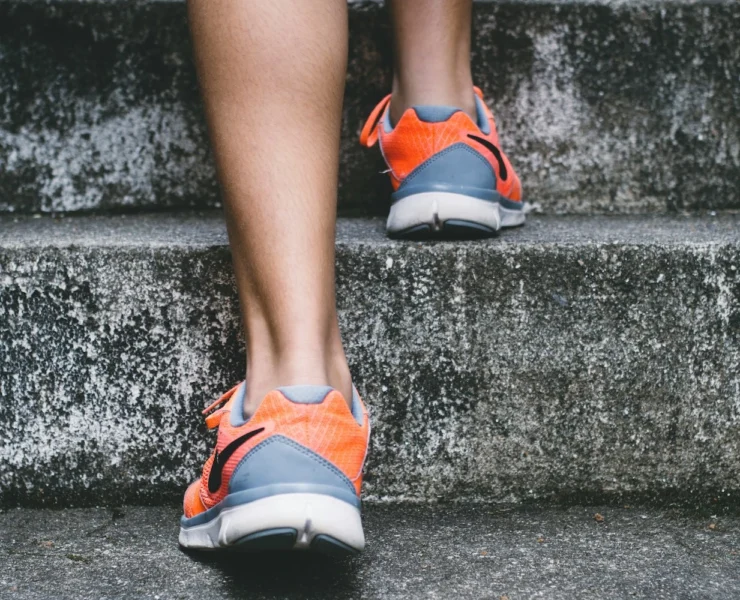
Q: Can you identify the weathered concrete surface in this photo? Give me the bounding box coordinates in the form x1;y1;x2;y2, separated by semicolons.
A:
1;213;739;508
2;504;739;599
0;1;738;214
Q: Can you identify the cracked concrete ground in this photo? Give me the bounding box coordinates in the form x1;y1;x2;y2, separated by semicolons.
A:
1;504;739;600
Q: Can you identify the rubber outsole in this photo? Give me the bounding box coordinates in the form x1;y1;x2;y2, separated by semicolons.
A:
233;527;298;551
311;534;360;558
228;528;359;557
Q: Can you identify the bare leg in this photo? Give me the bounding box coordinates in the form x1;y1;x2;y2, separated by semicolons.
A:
388;0;476;124
188;0;352;413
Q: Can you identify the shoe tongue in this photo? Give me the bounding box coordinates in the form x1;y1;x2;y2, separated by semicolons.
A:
412;105;462;123
277;385;334;405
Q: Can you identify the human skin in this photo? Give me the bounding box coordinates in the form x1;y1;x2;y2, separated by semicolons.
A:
187;0;475;413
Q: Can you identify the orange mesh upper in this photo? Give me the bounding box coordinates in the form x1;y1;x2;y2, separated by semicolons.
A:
360;88;522;202
183;480;206;518
185;386;370;518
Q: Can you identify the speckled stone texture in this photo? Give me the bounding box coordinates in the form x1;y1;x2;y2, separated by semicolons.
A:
1;213;739;508
2;504;740;600
1;1;738;214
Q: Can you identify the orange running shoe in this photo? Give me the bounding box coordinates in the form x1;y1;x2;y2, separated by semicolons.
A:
360;87;525;238
179;383;370;555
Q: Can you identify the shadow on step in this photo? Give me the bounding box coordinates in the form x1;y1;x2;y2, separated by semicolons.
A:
182;547;361;597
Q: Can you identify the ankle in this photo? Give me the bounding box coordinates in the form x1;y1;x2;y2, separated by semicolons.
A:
390;77;476;125
243;348;353;417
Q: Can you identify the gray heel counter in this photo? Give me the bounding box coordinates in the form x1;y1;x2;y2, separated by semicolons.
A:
228;435;359;506
394;143;497;201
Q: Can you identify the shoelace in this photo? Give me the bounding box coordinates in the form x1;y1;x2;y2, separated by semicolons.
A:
359;94;391;148
201;383;241;430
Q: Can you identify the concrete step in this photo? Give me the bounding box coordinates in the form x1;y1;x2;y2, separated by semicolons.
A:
1;0;738;215
2;504;739;599
2;212;739;508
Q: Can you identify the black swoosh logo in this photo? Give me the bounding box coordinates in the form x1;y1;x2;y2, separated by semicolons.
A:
467;134;508;181
207;427;265;493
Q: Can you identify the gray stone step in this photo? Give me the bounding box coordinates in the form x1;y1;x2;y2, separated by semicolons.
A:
2;504;739;599
2;212;739;508
1;0;738;215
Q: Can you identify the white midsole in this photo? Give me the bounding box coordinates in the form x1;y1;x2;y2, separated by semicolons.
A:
179;493;364;551
499;203;527;227
387;192;502;233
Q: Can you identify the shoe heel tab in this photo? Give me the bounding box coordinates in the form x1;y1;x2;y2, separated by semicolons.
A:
276;385;366;427
392;105;479;136
277;385;334;405
411;105;462;124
